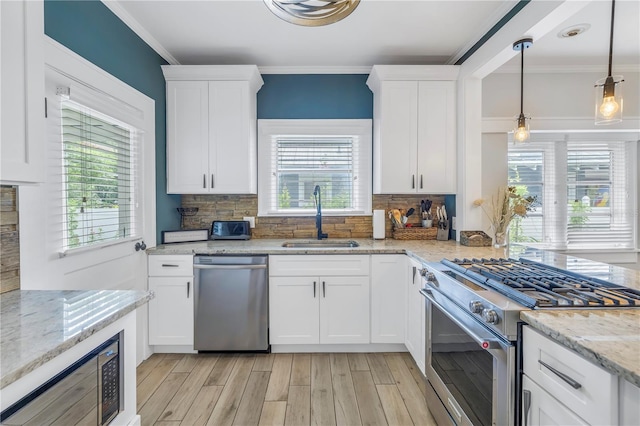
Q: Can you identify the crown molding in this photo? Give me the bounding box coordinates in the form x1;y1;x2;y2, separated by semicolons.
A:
258;66;373;74
101;0;180;65
493;64;640;74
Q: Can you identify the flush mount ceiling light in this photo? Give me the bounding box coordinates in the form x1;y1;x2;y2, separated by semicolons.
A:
513;38;533;144
263;0;360;26
557;23;590;38
595;0;624;125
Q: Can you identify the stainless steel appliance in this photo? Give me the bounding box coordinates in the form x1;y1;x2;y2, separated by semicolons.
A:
210;220;251;240
1;332;123;425
419;258;640;426
194;255;268;351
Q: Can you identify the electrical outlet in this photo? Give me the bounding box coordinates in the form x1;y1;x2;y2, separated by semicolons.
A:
243;216;256;228
452;216;457;230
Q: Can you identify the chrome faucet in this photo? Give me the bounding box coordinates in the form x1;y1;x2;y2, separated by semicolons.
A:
313;185;328;240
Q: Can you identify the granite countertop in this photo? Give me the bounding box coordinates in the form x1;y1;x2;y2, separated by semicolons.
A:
0;289;152;389
149;238;640;385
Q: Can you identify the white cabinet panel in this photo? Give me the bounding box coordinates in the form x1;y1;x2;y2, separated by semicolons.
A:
371;254;406;343
270;255;370;277
166;81;209;194
163;66;262;195
148;276;194;345
522;376;588;426
269;276;320;344
367;66;457;194
0;0;45;184
148;254;194;276
320;276;370;344
405;257;425;372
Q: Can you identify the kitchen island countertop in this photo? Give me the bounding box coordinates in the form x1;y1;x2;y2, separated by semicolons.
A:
149;238;640;386
0;289;152;389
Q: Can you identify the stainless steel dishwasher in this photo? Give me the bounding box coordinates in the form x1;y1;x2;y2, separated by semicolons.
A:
193;255;269;351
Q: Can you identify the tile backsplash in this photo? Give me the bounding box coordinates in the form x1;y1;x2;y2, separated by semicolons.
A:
181;194;446;239
0;186;20;293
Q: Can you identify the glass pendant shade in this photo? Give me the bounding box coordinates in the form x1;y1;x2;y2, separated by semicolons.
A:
263;0;360;26
513;113;530;143
595;75;624;124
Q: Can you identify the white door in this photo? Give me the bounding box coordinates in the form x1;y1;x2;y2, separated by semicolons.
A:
148;277;194;345
405;258;425;370
19;41;157;364
320;276;370;344
522;376;588;426
166;80;210;194
371;255;406;343
269;276;320;344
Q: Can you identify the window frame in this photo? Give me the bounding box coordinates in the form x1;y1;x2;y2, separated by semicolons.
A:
257;119;372;217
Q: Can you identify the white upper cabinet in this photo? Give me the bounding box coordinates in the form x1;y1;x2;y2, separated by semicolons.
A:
367;65;458;194
163;65;263;194
0;0;45;184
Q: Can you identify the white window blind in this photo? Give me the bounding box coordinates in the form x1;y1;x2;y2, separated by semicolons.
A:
52;95;140;252
509;134;637;250
258;119;372;216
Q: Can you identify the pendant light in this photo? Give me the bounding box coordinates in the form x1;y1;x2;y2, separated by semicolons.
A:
595;0;624;124
513;38;533;143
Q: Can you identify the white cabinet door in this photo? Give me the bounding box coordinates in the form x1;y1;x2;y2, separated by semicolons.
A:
371;255;406;343
148;276;194;345
417;81;456;193
166;81;209;194
522;376;588;426
405;257;425;372
373;81;418;194
269;276;320;344
320;276;370;344
0;0;45;184
209;81;256;194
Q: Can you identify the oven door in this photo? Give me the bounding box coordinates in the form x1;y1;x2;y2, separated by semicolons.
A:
420;287;516;426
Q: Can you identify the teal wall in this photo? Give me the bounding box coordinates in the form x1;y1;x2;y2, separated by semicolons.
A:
258;74;372;119
44;0;180;243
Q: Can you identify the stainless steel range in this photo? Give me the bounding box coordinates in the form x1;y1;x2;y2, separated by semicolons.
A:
419;257;640;426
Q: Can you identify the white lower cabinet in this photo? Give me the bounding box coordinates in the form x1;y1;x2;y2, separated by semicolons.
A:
405;257;425;373
269;255;370;345
522;326;618;425
148;255;194;346
370;254;406;343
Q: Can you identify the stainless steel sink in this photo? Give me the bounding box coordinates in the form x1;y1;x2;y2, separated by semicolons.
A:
281;240;360;248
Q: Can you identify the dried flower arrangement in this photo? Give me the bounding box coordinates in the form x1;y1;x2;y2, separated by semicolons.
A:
473;186;537;247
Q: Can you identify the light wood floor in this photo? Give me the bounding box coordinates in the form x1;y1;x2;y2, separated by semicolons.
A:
136;352;437;426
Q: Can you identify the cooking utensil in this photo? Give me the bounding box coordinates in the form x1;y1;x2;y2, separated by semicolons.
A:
406;208;415;217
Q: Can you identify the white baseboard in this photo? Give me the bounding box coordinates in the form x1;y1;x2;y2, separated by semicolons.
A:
126;415;141;426
151;345;197;354
271;343;408;353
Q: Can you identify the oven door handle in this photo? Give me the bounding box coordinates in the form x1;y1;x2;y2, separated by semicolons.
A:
420;288;505;351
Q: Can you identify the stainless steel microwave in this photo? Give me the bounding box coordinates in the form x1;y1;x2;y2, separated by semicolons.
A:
210;220;251;240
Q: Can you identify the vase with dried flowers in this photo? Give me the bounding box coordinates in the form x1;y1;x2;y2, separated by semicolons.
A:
473;186;537;248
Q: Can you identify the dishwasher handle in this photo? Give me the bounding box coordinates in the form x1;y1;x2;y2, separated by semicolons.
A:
194;264;267;270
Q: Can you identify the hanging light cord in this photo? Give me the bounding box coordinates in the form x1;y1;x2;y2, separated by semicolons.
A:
520;42;525;115
607;0;615;77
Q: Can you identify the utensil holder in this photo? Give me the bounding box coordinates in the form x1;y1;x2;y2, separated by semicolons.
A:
436;220;449;241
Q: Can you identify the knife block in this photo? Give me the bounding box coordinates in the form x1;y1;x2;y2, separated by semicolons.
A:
436;220;449;241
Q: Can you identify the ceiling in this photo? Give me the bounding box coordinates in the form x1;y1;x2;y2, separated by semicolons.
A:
110;0;639;72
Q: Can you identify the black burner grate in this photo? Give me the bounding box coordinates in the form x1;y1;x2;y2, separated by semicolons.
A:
443;258;640;308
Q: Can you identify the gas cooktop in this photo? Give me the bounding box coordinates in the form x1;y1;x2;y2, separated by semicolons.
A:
442;258;640;309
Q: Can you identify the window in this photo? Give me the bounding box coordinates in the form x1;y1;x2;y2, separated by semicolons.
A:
61;101;137;250
258;120;372;216
509;133;637;250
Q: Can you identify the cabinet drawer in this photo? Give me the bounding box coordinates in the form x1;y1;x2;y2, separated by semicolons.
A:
148;255;194;276
523;326;617;425
269;255;370;276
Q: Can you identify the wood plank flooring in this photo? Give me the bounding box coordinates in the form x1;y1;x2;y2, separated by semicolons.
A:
137;353;437;426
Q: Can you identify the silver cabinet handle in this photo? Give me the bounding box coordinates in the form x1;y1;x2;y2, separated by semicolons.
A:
187;281;190;298
203;174;206;188
412;266;417;284
420;175;423;189
211;174;214;188
411;175;415;189
523;389;531;426
322;281;326;298
538;360;582;389
162;264;179;267
313;281;316;298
